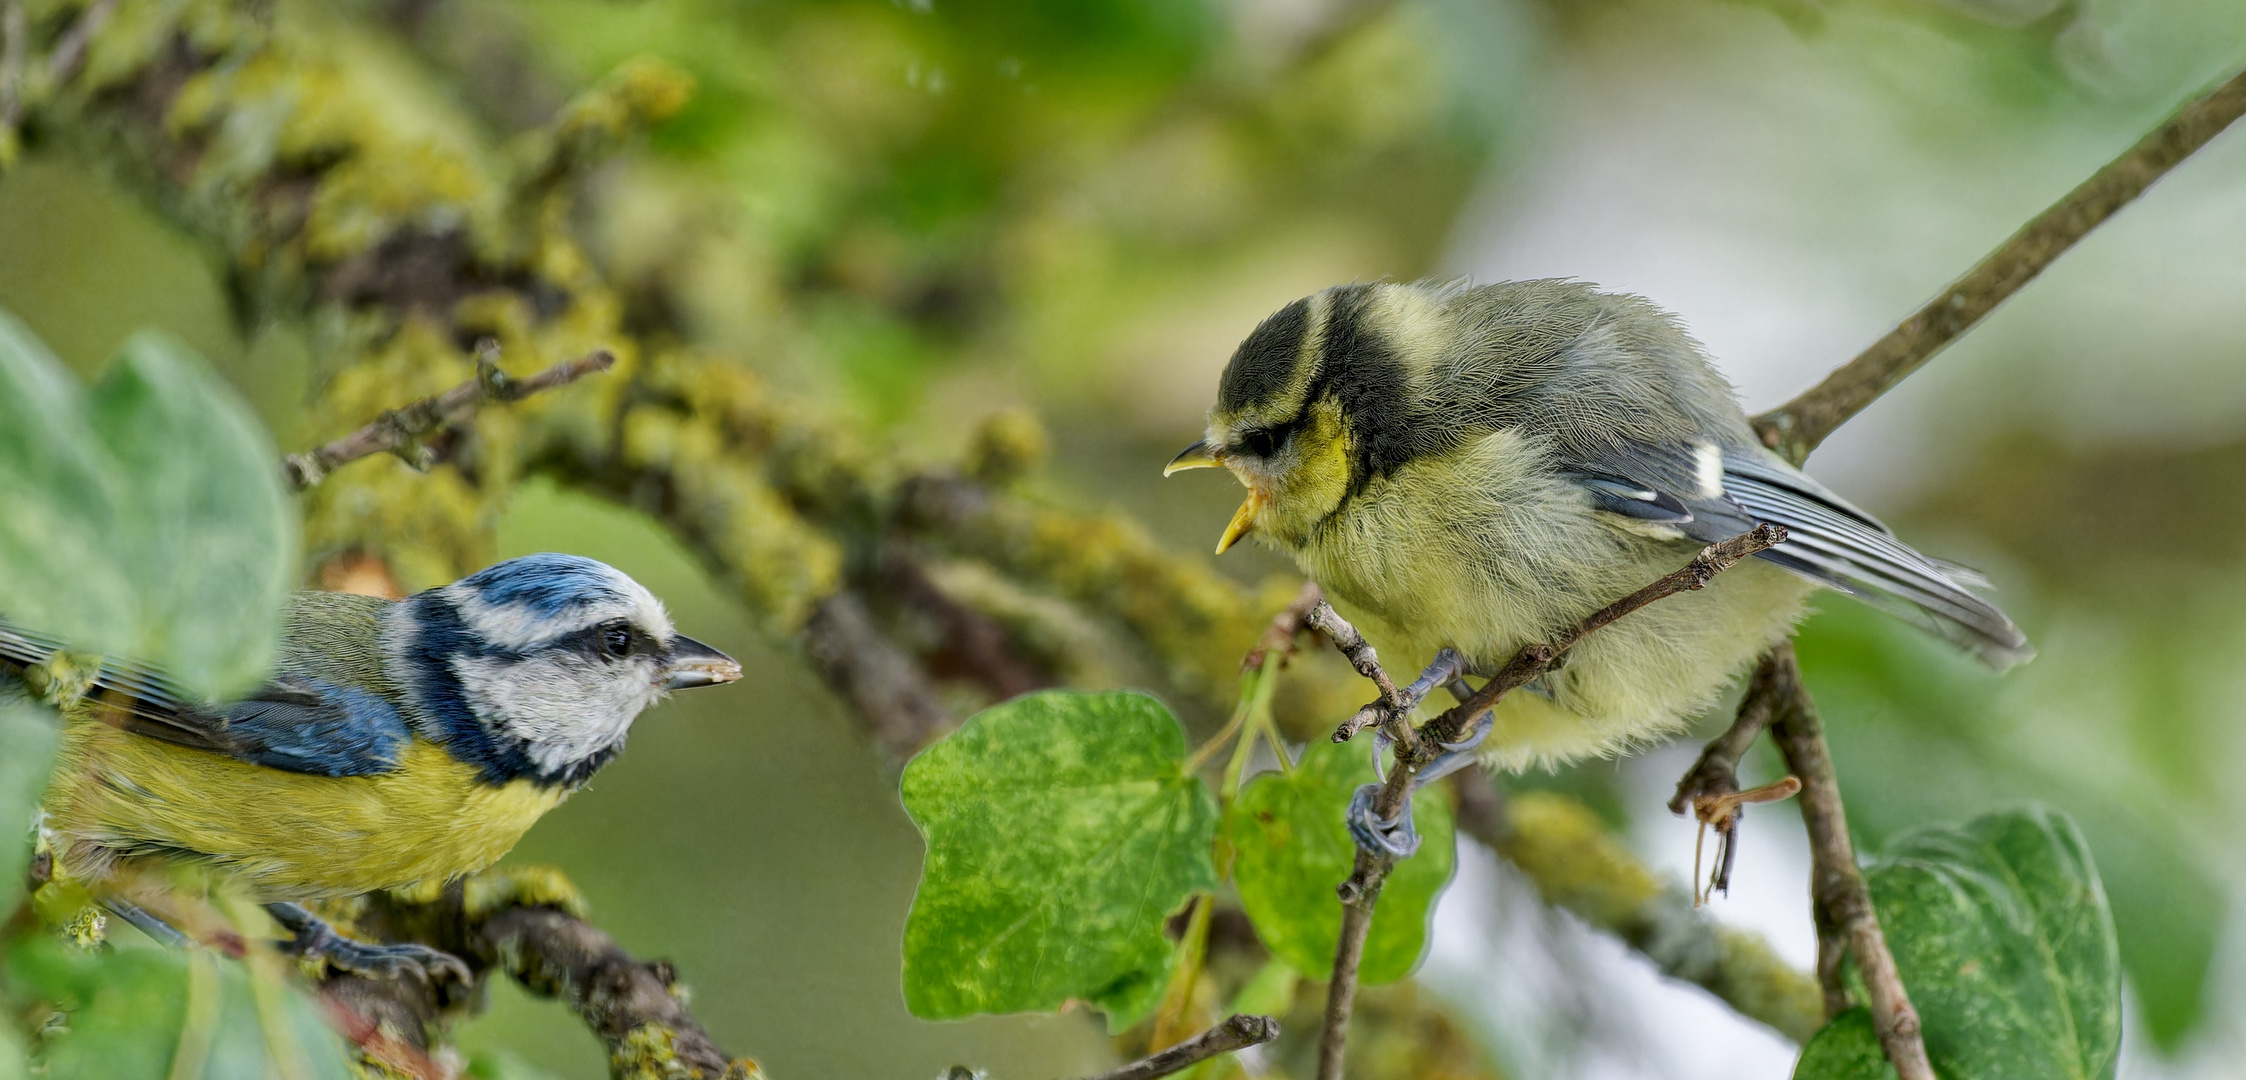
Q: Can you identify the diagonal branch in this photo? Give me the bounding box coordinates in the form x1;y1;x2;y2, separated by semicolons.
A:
282;342;615;489
1753;64;2246;464
1759;644;1930;1080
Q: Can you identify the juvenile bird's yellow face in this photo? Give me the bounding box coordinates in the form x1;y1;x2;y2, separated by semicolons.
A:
1167;396;1354;553
1165;290;1405;555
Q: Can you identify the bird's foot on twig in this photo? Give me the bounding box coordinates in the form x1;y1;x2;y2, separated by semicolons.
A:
266;902;471;988
1346;710;1493;857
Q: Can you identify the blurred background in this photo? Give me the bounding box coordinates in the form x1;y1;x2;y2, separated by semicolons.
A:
3;0;2244;1076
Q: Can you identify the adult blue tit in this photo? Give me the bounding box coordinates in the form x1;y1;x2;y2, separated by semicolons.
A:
1166;279;2030;772
2;552;740;977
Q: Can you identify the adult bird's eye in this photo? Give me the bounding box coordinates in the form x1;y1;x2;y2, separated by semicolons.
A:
1242;428;1280;457
599;622;633;658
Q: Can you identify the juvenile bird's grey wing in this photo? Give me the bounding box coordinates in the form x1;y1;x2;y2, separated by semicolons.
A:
1717;451;2032;668
1560;441;2033;669
1562;440;1755;534
0;619;410;777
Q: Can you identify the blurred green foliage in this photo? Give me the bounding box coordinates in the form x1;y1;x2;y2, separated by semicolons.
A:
0;0;2240;1074
0;315;294;699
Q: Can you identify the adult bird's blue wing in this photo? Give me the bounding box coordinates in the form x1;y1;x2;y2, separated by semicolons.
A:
0;620;411;776
1565;440;2033;669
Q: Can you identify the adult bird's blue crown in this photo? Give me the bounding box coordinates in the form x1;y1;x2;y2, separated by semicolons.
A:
387;552;740;787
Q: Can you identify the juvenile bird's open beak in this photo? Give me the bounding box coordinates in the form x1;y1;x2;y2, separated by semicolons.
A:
663;635;743;690
1215;488;1266;554
1163;439;1222;476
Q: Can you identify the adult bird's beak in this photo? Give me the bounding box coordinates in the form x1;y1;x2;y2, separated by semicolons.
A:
1163;439;1222;476
663;635;743;690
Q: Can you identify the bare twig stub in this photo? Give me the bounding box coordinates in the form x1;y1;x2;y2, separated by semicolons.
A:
1670;651;1802;903
1247;580;1325;670
1306;600;1417;754
1314;525;1784;1080
1760;643;1934;1080
1754;64;2246;464
281;343;614;489
1083;1014;1279;1080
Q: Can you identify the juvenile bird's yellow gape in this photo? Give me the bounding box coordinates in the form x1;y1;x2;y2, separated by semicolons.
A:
1;553;742;979
1168;280;2030;771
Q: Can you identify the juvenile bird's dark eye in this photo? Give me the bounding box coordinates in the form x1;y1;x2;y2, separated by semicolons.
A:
1241;428;1281;457
599;621;633;658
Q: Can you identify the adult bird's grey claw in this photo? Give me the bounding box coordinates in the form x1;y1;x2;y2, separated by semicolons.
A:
663;635;743;690
266;902;472;989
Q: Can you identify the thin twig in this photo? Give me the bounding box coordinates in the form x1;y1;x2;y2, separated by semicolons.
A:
1753;64;2246;464
1418;524;1786;748
1760;643;1934;1080
44;0;112;87
1315;525;1784;1080
1307;601;1419;758
281;342;614;488
1085;1014;1278;1080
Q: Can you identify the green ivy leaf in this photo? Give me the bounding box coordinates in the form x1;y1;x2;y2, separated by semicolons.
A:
0;315;293;700
1793;1008;1896;1080
1225;738;1455;985
0;701;60;920
6;935;354;1080
900;690;1219;1022
1793;806;2119;1080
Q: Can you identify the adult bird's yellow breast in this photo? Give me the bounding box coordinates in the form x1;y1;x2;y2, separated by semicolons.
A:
46;720;569;901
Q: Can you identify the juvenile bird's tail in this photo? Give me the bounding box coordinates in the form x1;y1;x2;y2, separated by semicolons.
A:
1723;453;2034;668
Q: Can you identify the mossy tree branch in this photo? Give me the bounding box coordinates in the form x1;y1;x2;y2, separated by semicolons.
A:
15;0;1829;1068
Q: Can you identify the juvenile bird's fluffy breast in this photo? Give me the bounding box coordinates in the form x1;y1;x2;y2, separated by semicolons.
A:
1289;427;1813;769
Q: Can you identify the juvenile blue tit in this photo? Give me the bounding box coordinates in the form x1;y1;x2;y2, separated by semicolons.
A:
2;553;739;975
1167;279;2030;771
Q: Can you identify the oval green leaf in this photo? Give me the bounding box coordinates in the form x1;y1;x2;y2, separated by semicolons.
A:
89;332;295;698
1225;737;1455;985
0;312;133;654
900;690;1219;1021
0;315;293;701
1870;805;2120;1080
1794;806;2120;1080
